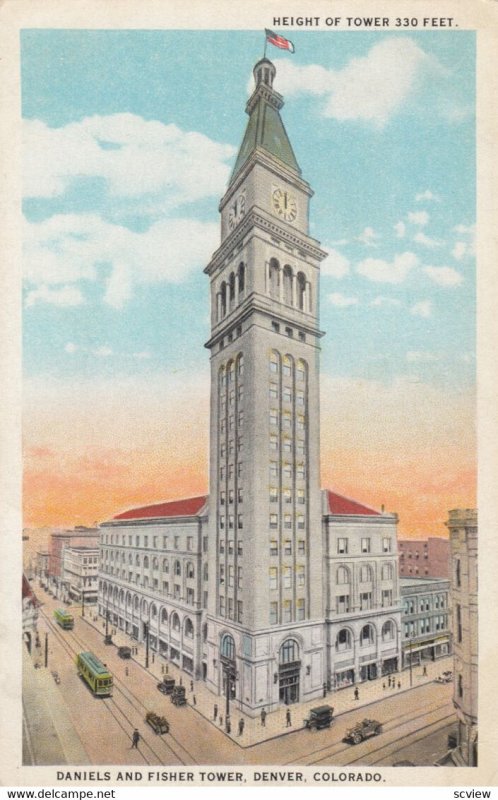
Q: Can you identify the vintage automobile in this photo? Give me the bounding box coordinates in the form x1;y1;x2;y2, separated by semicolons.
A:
343;718;383;744
303;705;334;731
157;677;176;695
170;685;187;706
117;646;132;659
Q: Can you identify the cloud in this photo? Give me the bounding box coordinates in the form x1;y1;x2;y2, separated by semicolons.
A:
407;210;429;226
424;266;463;287
413;232;442;248
370;296;402;308
327;292;359;307
23;114;235;206
357;226;379;246
94;346;113;358
23;213;219;309
321;248;350;278
394;221;406;238
273;38;438;128
410;300;432;317
24;284;85;308
452;242;467;260
357;251;418;283
64;342;78;354
406;351;440;363
415;190;440;202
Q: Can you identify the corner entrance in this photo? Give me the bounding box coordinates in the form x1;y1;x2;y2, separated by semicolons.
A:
279;638;301;705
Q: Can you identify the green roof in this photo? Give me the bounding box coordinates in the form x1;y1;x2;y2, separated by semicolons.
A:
231;59;300;181
79;651;110;675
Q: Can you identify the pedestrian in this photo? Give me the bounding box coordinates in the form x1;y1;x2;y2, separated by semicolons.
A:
354;687;359;700
219;715;223;727
238;718;244;736
193;695;197;706
161;664;164;675
387;675;391;688
131;729;140;749
286;708;291;728
397;680;401;689
152;654;155;664
165;664;169;674
213;703;218;721
190;680;194;692
382;682;386;690
125;666;129;677
179;677;183;686
261;708;267;727
323;682;327;698
226;719;231;734
423;665;427;676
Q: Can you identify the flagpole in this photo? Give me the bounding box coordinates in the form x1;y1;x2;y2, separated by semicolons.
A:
263;31;267;59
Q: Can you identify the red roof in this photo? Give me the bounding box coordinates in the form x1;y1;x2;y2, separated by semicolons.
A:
22;574;39;605
113;495;208;521
325;489;381;517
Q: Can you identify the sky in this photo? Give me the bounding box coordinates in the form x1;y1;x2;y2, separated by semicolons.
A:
21;29;476;535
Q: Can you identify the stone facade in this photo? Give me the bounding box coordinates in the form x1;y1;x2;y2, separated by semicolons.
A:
400;577;451;668
447;509;478;766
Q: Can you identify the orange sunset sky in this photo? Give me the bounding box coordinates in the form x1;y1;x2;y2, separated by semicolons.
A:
23;371;476;538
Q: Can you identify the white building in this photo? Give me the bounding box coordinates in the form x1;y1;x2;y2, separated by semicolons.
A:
98;57;401;717
62;545;99;606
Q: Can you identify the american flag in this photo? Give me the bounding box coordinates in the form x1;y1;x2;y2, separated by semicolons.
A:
265;29;295;53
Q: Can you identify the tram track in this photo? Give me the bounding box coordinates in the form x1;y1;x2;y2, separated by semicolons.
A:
38;608;197;765
282;700;453;766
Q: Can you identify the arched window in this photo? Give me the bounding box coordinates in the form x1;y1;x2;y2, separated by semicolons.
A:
283;265;293;305
381;563;393;581
336;566;350;585
221;633;235;660
455;558;461;588
151;603;157;619
238;262;245;297
126;592;132;607
141;598;149;616
202;623;208;642
229;272;236;308
184;618;194;639
186;562;195;579
152;557;158;570
119;589;124;605
161;608;168;624
280;638;299;664
135;554;141;567
360;624;374;646
203;563;208;581
282;354;292;378
171;613;180;632
133;595;139;611
297;272;306;311
360;564;373;583
336;628;352;651
220;281;227;318
143;556;149;569
162;558;169;573
128;553;132;565
237;353;244;377
270;350;279;374
269;258;280;299
382;621;395;641
174;560;181;576
296;359;307;382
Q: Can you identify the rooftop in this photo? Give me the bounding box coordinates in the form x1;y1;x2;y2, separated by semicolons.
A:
324;489;382;517
400;576;449;587
113;495;208;522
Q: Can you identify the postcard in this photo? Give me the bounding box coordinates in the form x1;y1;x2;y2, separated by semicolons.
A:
1;0;497;793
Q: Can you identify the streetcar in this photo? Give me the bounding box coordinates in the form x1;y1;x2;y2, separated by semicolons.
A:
76;651;113;696
54;608;74;630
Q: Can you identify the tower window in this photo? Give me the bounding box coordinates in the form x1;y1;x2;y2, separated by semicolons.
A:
272;321;280;333
285;326;293;337
298;332;306;342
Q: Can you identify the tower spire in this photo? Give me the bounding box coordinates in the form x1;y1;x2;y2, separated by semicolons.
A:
230;58;301;181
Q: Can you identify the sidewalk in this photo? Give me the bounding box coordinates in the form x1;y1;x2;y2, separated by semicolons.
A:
82;612;453;749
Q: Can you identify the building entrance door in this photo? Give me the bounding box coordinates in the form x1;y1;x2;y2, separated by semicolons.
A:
279;663;300;704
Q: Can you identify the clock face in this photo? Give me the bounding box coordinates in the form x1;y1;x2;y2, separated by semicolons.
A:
272;188;297;222
228;193;246;230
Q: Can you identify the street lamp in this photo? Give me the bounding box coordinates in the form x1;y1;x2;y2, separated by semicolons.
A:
104;594;112;645
221;657;237;732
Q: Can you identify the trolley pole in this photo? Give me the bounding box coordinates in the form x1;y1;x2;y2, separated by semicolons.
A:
44;632;48;668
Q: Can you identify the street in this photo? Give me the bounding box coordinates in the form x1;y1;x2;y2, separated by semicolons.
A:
25;584;457;767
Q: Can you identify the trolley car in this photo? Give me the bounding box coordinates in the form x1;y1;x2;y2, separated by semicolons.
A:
54;608;74;630
76;651;113;696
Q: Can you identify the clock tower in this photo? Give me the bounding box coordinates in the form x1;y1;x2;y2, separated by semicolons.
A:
204;58;327;715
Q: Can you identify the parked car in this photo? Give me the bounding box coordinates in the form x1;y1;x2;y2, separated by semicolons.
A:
304;705;334;730
117;646;132;659
344;718;383;744
157;677;176;695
